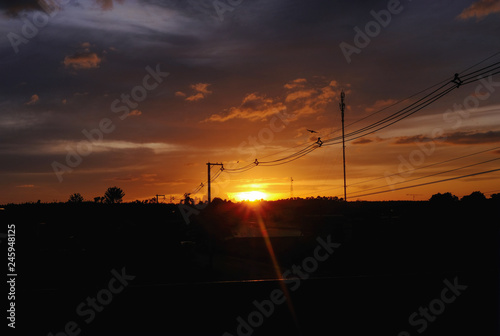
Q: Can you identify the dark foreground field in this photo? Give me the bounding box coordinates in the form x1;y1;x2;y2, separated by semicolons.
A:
1;199;498;335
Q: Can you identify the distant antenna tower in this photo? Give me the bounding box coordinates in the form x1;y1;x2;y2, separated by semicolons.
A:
155;194;165;203
407;193;422;201
290;177;294;199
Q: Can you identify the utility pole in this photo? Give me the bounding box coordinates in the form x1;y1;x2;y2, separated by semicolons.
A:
207;162;224;204
155;194;165;203
340;90;347;201
290;177;293;199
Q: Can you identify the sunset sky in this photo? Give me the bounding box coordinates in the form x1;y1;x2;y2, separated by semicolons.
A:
1;0;500;203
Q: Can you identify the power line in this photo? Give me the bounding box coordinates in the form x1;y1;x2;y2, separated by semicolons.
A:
183;53;500;198
255;52;500;162
294;145;500;197
345;157;500;198
344;168;500;199
458;51;500;74
227;57;500;172
322;78;453;139
322;85;457;146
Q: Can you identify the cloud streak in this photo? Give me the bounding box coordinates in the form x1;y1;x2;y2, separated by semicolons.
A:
392;130;500;145
352;138;373;145
458;0;500;20
205;92;286;122
443;130;500;144
63;52;102;70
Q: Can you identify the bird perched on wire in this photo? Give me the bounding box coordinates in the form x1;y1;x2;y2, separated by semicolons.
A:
307;129;318;133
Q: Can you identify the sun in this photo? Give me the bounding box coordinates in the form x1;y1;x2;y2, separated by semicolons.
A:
235;191;268;202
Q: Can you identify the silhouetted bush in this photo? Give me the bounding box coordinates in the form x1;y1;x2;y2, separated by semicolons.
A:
460;191;486;202
429;192;458;203
68;193;84;203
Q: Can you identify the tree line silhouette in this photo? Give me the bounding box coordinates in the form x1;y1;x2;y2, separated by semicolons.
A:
429;191;499;203
68;186;125;204
32;187;500;205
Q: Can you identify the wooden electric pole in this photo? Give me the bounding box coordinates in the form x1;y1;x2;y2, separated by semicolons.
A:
340;90;347;201
207;162;223;203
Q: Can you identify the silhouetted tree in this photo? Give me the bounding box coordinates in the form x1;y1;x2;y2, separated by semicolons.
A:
490;193;500;201
182;193;194;205
68;193;84;203
429;192;458;203
104;187;125;204
460;191;486;202
94;196;104;203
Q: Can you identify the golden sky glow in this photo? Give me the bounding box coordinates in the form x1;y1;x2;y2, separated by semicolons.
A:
1;0;500;203
232;191;269;202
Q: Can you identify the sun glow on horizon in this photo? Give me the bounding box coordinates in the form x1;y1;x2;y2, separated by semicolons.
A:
234;191;268;202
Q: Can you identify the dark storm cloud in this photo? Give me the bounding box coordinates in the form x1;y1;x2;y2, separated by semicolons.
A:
0;0;128;16
0;0;43;16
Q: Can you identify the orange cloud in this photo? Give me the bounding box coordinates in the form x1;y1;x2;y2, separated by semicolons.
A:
287;81;339;119
185;83;212;102
129;109;142;116
64;52;102;70
285;89;316;102
284;78;307;89
458;0;500;19
186;93;205;102
205;93;286;122
205;78;342;122
25;94;39;105
191;83;212;94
